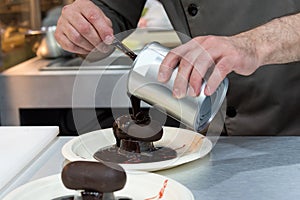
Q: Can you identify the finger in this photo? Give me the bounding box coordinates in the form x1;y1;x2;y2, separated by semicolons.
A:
173;57;194;98
96;42;115;54
158;41;200;82
205;57;232;96
55;23;89;54
158;50;180;82
78;0;114;44
62;35;90;55
176;49;201;97
62;8;101;49
188;50;214;96
56;17;95;52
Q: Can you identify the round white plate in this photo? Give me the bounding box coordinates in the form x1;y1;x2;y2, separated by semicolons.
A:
62;126;212;171
3;172;194;200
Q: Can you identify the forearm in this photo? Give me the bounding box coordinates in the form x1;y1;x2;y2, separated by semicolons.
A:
235;12;300;66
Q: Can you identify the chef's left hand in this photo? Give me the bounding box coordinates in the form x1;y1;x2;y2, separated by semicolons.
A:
157;35;260;97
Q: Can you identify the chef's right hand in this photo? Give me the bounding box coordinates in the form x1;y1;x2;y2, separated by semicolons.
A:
55;0;114;55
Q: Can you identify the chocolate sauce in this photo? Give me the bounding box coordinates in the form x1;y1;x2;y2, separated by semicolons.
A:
128;93;141;118
93;93;177;164
94;144;176;164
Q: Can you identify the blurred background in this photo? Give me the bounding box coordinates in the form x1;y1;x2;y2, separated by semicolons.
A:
0;0;72;71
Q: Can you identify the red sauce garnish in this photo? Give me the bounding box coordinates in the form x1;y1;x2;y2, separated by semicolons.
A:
145;179;168;200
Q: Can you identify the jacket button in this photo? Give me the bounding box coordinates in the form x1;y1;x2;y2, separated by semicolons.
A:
226;106;237;118
188;4;198;16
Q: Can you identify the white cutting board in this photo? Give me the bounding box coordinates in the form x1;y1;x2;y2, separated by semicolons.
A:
0;126;59;191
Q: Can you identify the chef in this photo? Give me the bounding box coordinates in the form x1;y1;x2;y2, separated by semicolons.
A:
55;0;300;136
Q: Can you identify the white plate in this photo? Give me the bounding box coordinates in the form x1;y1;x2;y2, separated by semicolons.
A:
3;172;194;200
62;126;212;171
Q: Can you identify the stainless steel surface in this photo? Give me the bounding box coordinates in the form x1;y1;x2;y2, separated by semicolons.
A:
1;136;300;200
0;53;132;126
128;42;228;132
40;55;133;71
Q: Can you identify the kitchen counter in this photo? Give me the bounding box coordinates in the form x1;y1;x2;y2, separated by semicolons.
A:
1;136;300;200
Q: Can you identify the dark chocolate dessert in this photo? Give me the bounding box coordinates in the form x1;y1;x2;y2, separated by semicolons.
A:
57;161;128;200
94;95;177;164
113;111;163;152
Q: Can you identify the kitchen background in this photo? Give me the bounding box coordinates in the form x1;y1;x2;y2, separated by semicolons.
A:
0;0;72;70
0;0;182;136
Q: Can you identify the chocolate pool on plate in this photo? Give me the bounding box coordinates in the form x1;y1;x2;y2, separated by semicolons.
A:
94;110;177;164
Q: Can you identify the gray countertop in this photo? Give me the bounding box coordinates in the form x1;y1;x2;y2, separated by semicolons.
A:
2;136;300;200
159;136;300;200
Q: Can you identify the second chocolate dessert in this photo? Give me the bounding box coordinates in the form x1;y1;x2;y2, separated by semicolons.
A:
57;161;127;200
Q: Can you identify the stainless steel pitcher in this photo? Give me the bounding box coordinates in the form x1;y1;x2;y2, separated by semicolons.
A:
127;42;228;132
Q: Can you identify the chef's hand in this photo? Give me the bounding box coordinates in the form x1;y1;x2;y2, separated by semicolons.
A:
158;35;260;97
54;0;114;55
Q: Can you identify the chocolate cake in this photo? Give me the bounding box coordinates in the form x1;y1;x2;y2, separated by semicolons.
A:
93;95;177;164
94;111;177;164
60;161;126;200
112;111;163;153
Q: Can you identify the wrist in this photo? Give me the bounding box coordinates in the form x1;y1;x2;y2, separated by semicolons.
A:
233;25;277;67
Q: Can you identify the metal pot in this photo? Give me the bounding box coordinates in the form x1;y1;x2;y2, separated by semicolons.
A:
26;26;72;58
127;42;228;132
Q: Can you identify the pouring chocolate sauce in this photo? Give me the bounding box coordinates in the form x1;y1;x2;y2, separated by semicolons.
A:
111;38;142;118
93;42;177;163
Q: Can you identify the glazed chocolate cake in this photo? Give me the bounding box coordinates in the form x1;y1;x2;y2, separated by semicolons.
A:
93;111;177;164
60;161;126;200
112;111;163;153
93;95;177;164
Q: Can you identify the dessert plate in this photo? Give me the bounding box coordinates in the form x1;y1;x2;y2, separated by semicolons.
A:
62;126;212;171
3;172;194;200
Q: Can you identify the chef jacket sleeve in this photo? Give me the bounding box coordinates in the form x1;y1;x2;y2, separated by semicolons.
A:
91;0;146;37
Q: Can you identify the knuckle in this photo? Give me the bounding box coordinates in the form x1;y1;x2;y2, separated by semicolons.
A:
69;31;82;44
86;11;99;22
77;23;91;35
217;63;231;76
65;42;80;53
61;5;71;15
168;49;178;56
179;59;190;69
204;35;218;44
189;74;201;86
182;51;195;63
